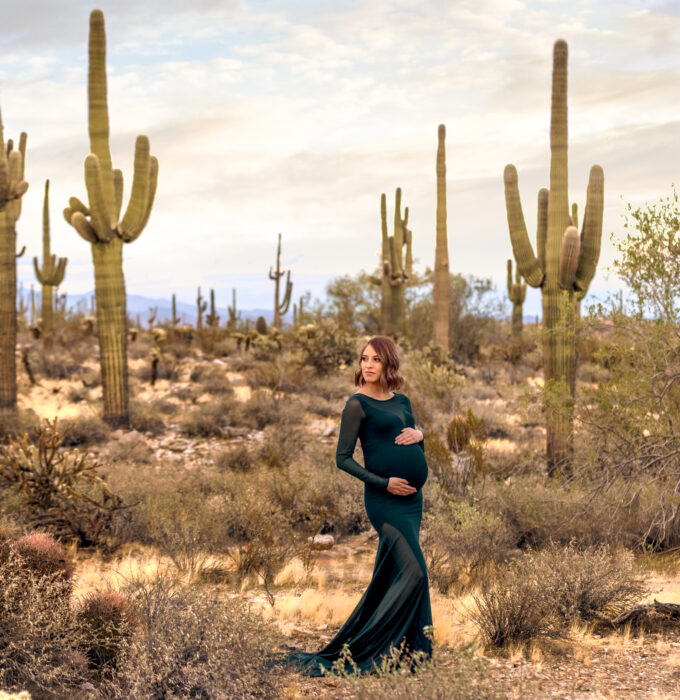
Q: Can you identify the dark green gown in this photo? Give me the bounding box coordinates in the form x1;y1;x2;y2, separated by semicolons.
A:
268;392;433;676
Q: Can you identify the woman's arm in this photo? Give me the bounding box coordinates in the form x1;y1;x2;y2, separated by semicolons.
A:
336;398;390;489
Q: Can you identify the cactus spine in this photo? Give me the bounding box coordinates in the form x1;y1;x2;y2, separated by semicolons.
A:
433;124;450;350
33;180;67;333
507;259;526;339
63;10;158;425
0;113;28;412
503;40;604;474
269;233;292;329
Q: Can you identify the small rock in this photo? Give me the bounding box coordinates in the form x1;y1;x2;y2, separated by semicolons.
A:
308;534;335;549
360;528;379;540
322;424;336;437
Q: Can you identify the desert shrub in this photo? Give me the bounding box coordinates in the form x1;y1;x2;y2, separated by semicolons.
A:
66;383;89;403
468;543;646;647
103;433;154;465
76;590;137;670
468;559;557;647
258;429;305;469
332;644;495;699
0;420;129;547
0;551;89;694
59;414;111;446
189;363;233;395
232;390;305;430
403;349;464;412
533;542;646;624
103;572;284;699
215;444;255;472
246;355;308;394
293;320;356;374
0;409;39;443
128;401;165;435
179;398;232;437
422;494;513;594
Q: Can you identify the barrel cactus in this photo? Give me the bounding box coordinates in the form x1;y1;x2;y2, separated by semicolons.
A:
63;10;158;425
503;39;604;474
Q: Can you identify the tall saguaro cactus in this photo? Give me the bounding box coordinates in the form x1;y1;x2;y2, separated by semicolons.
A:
504;39;604;474
433;124;450;350
63;10;158;426
269;233;292;329
0;111;28;412
506;259;526;339
33;180;67;333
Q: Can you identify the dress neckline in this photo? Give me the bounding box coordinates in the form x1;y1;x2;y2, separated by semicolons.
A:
354;392;398;403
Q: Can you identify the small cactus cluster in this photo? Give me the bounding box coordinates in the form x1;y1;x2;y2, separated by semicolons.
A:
3;530;136;672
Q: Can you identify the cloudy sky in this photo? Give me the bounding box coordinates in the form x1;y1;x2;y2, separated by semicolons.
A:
1;0;679;317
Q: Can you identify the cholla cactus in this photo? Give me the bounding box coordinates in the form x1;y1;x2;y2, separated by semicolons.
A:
504;40;604;474
0;111;28;412
33;180;67;333
63;10;158;425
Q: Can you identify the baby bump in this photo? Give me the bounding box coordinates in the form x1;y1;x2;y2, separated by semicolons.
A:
367;443;429;491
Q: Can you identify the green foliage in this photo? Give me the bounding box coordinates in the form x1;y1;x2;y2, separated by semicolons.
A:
293;320;356;374
613;185;680;322
402;348;464;412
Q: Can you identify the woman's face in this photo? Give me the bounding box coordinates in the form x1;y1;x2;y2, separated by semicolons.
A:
360;343;383;384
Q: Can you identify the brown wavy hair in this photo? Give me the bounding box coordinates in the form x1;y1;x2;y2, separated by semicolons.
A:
354;336;404;392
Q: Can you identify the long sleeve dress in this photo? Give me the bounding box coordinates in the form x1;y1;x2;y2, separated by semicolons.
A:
269;391;433;676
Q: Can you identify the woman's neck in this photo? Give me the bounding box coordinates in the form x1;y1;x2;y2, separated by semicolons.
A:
359;385;394;400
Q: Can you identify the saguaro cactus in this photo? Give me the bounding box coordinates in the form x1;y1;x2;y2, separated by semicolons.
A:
205;288;219;327
196;286;207;330
0;112;28;412
33;180;67;333
372;189;412;337
433;124;450;350
504;39;604;474
227;288;240;330
506;259;526;339
269;233;292;329
63;10;158;425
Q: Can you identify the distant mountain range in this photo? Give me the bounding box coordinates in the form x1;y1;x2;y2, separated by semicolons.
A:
17;290;287;326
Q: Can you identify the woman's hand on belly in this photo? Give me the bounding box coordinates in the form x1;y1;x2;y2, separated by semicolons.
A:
386;477;417;496
394;428;423;445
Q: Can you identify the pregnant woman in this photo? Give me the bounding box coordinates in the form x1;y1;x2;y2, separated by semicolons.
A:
271;335;433;676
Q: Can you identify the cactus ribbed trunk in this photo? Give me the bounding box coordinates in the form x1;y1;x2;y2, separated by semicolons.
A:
503;40;604;476
92;237;128;425
391;189;406;337
269;233;292;329
433;124;449;350
379;194;392;335
0;212;17;411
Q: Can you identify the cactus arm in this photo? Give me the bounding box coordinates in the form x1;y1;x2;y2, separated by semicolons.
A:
558;226;581;290
537;188;548;271
113;168;123;221
54;256;67;285
33;256;44;283
507;259;513;298
404;227;413;277
87;9;115;220
119;135;151;239
392;188;403;277
84;154;113;241
571;202;578;229
573;164;604;294
69;196;90;216
279;270;292;314
504;165;544;287
16;245;25;258
132;155;158;238
71;211;99;243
